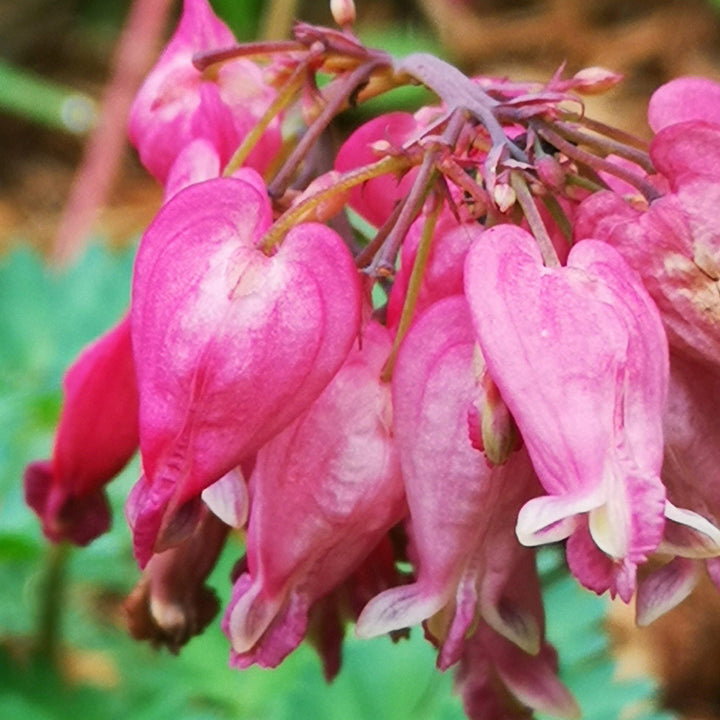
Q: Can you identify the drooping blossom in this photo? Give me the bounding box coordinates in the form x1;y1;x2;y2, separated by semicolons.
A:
637;353;720;625
24;316;138;545
129;177;361;566
455;557;579;720
128;0;280;183
223;321;406;669
465;226;720;601
356;296;541;667
124;505;229;652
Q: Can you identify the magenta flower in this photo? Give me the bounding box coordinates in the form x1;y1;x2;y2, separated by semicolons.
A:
223;321;406;668
128;177;361;566
24;316;138;545
128;0;280;183
575;133;720;367
575;78;720;368
356;296;541;665
464;227;673;601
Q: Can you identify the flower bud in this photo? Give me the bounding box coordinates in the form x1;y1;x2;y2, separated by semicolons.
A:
571;67;623;95
493;184;516;213
330;0;356;28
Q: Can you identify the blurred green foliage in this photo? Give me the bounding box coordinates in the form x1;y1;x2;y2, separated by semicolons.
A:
0;245;676;719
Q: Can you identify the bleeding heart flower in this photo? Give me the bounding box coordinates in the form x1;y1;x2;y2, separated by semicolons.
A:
464;226;712;601
356;296;541;667
24;316;138;545
129;176;361;566
128;0;280;183
222;321;406;669
575;173;720;367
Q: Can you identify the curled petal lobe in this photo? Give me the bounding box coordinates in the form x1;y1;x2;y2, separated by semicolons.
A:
636;557;700;627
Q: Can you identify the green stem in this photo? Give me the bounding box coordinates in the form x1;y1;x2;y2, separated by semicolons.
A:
381;197;442;381
0;59;96;135
541;193;573;243
223;70;305;176
260;155;413;253
260;0;300;40
33;542;70;668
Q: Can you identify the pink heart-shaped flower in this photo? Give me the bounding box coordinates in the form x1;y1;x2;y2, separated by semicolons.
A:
129;177;361;565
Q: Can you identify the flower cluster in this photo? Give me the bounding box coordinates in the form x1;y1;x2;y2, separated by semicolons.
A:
24;1;720;717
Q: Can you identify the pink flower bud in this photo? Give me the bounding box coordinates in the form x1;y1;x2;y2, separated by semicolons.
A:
571;66;623;95
129;0;280;183
330;0;356;28
535;155;564;191
290;171;349;223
